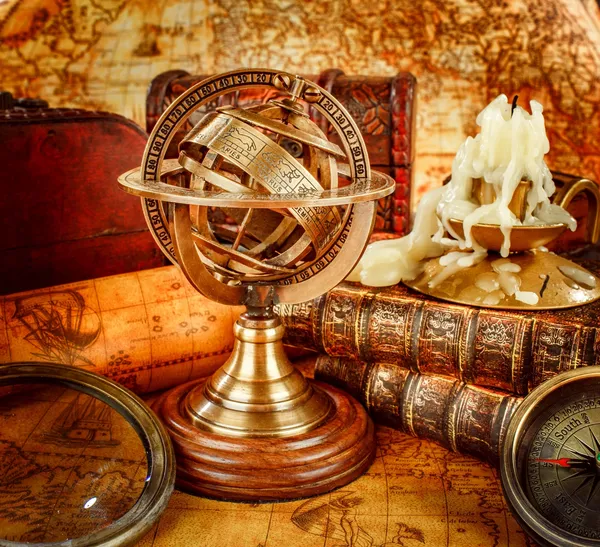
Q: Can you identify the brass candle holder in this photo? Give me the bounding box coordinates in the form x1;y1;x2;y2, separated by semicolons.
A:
405;175;600;310
448;178;567;252
118;69;395;500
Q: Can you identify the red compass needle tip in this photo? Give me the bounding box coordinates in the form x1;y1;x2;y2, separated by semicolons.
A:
533;457;574;468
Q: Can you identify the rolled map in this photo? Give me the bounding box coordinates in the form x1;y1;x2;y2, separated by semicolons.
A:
0;266;243;394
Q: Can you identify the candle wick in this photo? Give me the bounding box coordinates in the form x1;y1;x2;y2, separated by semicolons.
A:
511;95;519;117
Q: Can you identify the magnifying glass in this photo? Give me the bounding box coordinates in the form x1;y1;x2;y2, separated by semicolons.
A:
0;363;175;547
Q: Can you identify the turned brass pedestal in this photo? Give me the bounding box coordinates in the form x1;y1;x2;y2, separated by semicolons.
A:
184;309;332;438
152;306;375;501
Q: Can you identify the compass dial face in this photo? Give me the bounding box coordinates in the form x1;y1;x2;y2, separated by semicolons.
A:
504;369;600;546
521;388;600;539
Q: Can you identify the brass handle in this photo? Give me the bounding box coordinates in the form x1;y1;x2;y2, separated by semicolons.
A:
552;173;600;244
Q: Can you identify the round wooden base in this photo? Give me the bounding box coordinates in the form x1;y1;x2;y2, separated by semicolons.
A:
152;380;376;501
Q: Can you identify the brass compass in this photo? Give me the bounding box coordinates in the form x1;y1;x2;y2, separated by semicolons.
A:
118;68;394;500
502;367;600;546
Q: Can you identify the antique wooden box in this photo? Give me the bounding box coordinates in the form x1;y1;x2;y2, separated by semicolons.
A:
0;106;164;294
146;68;417;236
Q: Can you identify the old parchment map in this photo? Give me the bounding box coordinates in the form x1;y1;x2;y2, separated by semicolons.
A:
0;381;535;546
132;360;533;546
0;385;147;543
135;426;533;547
0;266;240;394
0;0;599;207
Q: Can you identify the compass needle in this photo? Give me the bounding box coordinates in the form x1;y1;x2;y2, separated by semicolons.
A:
532;457;585;468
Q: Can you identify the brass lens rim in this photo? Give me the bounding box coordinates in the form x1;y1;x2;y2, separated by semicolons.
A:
500;366;600;547
0;362;176;547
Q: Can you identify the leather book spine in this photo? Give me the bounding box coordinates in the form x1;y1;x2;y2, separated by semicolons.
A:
315;355;521;465
529;322;597;392
280;283;600;395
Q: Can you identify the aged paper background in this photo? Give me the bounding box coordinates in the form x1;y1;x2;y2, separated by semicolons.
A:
0;383;532;546
137;427;533;547
0;0;599;207
0;266;240;394
0;353;534;546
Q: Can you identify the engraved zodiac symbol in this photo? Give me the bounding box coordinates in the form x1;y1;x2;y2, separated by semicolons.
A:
223;126;257;152
12;290;101;367
323;216;340;234
262;151;303;186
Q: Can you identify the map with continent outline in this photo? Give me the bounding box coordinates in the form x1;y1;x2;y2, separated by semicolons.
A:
134;424;534;547
0;384;148;543
0;0;599;207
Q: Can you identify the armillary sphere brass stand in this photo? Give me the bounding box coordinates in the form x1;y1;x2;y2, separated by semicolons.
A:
118;69;395;500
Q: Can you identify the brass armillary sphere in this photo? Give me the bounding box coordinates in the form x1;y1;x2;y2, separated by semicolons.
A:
118;68;395;500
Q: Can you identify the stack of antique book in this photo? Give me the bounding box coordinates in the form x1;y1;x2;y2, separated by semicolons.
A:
3;261;599;465
278;268;600;464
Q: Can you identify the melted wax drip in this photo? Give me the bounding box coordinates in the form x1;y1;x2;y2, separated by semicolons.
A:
558;266;597;290
347;94;577;307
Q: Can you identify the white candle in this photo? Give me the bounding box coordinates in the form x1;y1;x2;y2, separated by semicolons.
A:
437;95;575;256
348;94;577;302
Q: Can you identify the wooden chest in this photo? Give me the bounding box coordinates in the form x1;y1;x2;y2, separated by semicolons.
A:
146;69;417;236
0;107;164;294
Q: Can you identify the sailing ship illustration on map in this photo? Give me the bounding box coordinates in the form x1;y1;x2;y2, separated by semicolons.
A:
40;394;120;448
292;490;374;546
292;490;425;546
12;290;101;367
